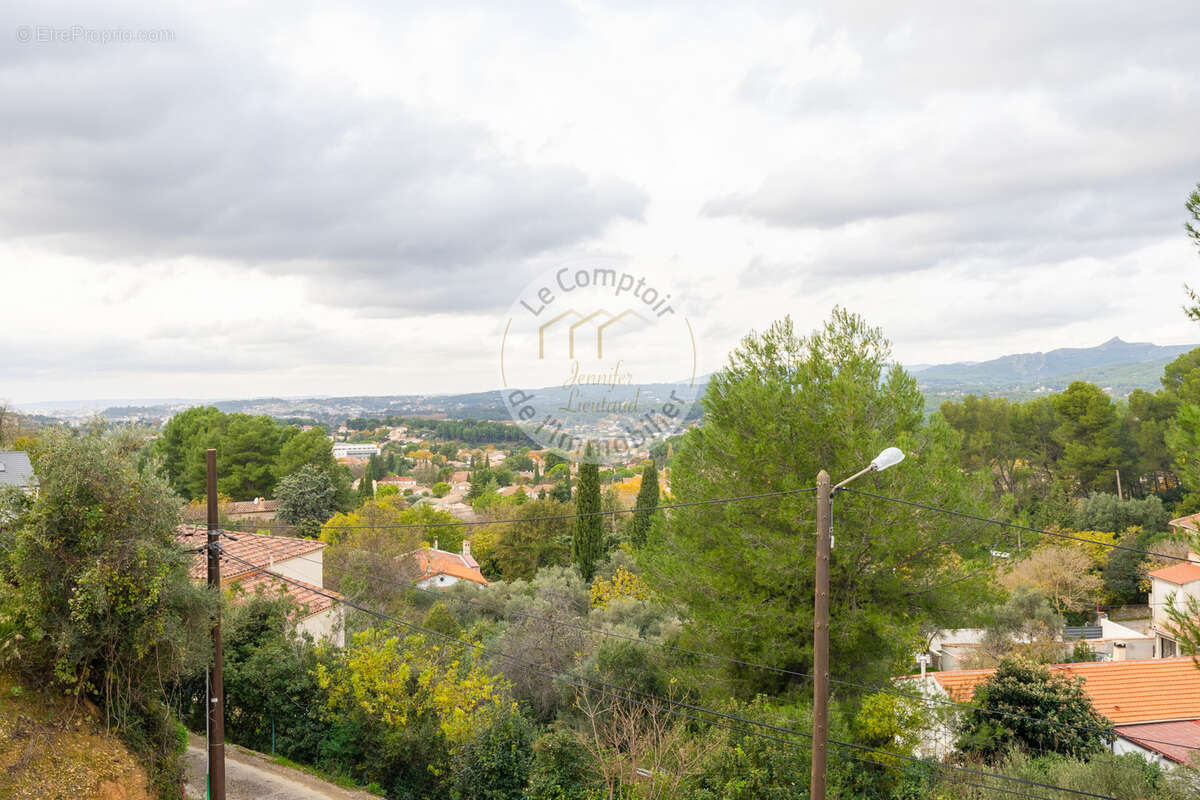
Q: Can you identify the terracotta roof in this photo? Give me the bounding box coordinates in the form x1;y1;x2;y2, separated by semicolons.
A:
176;524;325;581
180;499;279;521
1169;513;1200;532
1114;720;1200;763
929;657;1200;725
378;475;416;484
406;547;488;586
1148;562;1200;585
229;570;342;619
226;499;280;514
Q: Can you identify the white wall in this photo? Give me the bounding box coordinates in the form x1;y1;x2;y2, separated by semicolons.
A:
1150;577;1200;631
1112;736;1172;769
275;551;323;588
296;605;345;647
417;574;465;589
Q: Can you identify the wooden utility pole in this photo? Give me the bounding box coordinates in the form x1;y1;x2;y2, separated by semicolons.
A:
1115;469;1123;501
206;449;225;800
811;470;832;800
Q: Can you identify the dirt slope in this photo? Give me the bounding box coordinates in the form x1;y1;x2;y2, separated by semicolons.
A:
0;673;152;800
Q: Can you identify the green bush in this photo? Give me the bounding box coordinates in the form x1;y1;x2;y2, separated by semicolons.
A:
526;729;600;800
451;708;535;800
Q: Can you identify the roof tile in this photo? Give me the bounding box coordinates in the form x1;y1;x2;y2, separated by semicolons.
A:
931;657;1200;725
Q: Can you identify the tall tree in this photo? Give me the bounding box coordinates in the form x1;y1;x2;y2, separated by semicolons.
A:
1184;182;1200;320
3;428;210;791
276;464;340;536
573;446;603;582
1051;381;1125;494
628;462;660;548
357;456;377;505
641;310;995;694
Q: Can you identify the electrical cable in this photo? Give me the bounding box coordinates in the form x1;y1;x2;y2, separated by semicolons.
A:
218;549;1124;800
207;486;817;532
228;535;1199;756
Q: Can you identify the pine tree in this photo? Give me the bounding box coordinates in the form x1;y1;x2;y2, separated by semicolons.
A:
629;462;660;547
573;446;603;582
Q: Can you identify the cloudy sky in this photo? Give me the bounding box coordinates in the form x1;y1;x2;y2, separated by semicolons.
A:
3;0;1199;406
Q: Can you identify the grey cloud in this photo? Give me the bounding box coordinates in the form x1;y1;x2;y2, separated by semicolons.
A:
0;7;645;314
717;0;1200;276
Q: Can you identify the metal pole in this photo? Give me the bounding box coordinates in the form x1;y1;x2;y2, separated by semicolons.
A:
811;469;831;800
206;449;225;800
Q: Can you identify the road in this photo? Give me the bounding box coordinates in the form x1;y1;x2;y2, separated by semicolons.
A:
184;736;378;800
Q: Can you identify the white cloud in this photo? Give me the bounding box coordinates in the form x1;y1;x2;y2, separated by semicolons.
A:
2;0;1199;404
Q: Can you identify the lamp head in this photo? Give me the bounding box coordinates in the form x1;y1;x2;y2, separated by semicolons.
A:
869;447;905;472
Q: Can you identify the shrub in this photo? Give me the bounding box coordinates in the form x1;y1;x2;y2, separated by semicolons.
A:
957;659;1113;760
451;708;535;800
526;729;601;800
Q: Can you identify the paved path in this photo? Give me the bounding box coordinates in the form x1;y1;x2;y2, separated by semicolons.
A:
184;735;377;800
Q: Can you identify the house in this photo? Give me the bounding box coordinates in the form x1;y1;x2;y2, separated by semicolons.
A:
1168;513;1200;535
176;525;344;646
225;497;280;522
0;450;38;496
181;497;281;525
332;442;381;459
1147;554;1200;658
378;475;417;490
400;540;488;589
1063;614;1154;661
910;657;1200;767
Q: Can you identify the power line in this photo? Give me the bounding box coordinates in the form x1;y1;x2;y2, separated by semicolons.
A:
219;550;1122;800
226;534;1200;756
840;487;1193;564
209;486;817;532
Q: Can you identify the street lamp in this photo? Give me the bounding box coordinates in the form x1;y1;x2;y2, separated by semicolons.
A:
811;447;905;800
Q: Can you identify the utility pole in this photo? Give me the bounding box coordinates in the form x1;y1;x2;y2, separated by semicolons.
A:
811;469;831;800
810;448;904;800
206;449;225;800
1115;469;1123;501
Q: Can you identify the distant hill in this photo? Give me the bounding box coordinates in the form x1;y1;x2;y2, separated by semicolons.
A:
32;338;1200;427
917;337;1199;405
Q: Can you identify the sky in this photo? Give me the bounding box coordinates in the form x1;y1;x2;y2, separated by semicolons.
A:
2;0;1199;407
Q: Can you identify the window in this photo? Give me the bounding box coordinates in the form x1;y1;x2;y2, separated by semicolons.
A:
1160;636;1177;658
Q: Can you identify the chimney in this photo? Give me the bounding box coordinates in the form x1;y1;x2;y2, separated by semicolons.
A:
462;540;472;559
1112;642;1127;662
433;538;439;551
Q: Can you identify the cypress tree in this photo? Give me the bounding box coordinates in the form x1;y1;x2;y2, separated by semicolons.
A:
629;462;660;547
357;458;376;504
573;446;603;582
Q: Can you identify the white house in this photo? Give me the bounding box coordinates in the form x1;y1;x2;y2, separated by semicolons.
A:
176;525;345;646
0;451;38;496
909;657;1200;767
400;540;488;589
1148;554;1200;658
332;442;381;459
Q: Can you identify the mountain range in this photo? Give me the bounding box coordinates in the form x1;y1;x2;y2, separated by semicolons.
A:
914;337;1197;404
20;337;1199;425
